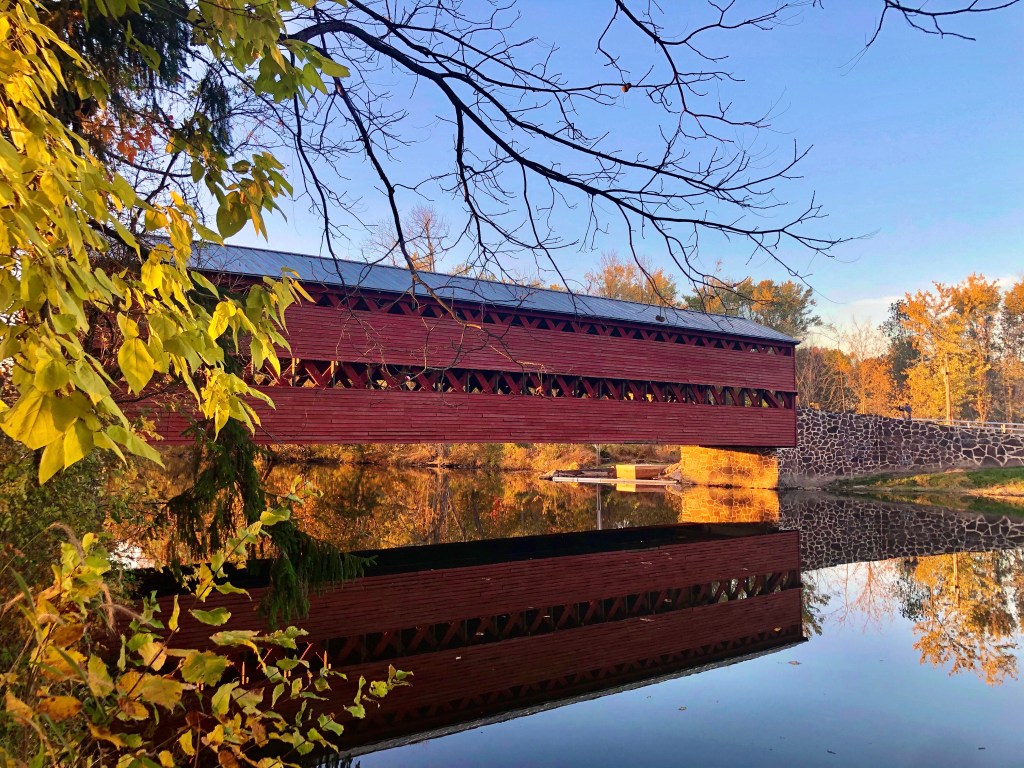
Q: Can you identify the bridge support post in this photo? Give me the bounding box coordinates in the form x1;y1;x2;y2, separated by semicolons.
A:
673;446;780;489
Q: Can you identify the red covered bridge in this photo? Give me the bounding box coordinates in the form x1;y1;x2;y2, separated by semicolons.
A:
150;243;798;446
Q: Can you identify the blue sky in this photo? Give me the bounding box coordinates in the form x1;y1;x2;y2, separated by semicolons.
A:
236;3;1024;331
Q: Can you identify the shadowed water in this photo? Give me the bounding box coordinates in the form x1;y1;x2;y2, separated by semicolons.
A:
261;464;1024;767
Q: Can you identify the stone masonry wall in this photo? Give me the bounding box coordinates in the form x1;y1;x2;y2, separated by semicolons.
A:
777;409;1024;488
778;492;1024;571
673;446;780;489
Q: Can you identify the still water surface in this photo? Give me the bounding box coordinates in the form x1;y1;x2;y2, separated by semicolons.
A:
266;465;1024;767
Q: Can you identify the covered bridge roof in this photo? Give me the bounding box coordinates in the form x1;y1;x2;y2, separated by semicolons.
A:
192;241;797;345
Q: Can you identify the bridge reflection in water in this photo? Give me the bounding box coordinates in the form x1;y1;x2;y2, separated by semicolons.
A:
146;465;1024;757
162;524;803;754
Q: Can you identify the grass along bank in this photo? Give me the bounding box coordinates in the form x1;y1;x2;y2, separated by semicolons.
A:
831;467;1024;516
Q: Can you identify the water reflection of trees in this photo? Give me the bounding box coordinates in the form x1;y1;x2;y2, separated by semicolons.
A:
817;551;1024;686
912;552;1019;686
267;465;682;551
149;461;1024;688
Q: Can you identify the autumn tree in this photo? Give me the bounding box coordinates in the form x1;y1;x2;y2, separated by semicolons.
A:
584;252;679;305
881;299;919;399
839;319;897;416
901;275;1001;422
999;279;1024;422
0;0;347;480
686;277;821;339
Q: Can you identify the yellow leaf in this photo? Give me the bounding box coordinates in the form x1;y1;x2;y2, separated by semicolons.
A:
137;639;168;671
209;301;235;339
34;357;70;392
116;314;140;340
168;595;180;632
1;387;76;450
158;750;175;768
88;655;114;697
49;622;84;648
88;722;133;748
63;420;93;467
117;697;148;720
141;255;163;295
4;692;33;722
139;674;184;709
178;730;195;757
37;695;82;721
118;337;155;392
39;439;65;483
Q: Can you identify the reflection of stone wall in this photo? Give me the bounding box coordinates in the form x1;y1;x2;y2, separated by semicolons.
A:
780;492;1024;571
778;409;1024;487
674;446;779;489
672;486;780;524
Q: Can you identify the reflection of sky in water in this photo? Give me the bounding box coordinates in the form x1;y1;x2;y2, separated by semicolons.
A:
361;557;1024;768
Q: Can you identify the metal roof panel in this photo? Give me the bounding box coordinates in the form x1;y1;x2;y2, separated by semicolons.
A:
190;242;798;344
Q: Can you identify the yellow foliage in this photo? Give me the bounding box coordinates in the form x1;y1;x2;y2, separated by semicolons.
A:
0;0;347;482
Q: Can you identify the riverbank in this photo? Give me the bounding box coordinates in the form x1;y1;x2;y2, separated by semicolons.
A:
268;443;676;472
831;467;1024;516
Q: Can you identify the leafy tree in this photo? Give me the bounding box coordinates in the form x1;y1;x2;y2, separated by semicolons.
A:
913;552;1018;686
901;275;1001;421
686;277;821;339
881;300;919;393
999;279;1024;421
584;252;679;306
0;0;350;481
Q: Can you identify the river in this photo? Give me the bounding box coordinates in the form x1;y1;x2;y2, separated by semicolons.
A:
257;464;1024;767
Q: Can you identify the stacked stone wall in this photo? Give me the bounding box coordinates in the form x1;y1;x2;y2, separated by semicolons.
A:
777;493;1024;571
778;409;1024;487
673;446;780;489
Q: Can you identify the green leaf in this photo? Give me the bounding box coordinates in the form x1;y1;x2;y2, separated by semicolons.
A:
210;630;259;652
210;682;237;716
215;198;247;238
190;271;220;297
259;506;290;526
180;651;229;686
106;425;162;464
190;607;231;626
118;337;156;392
319;58;350;78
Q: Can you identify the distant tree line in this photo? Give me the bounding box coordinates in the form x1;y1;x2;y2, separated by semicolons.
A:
585;255;1024;423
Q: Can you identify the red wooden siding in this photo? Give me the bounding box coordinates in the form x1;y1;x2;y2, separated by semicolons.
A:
145;389;796;446
283;304;796;391
141;277;798;446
